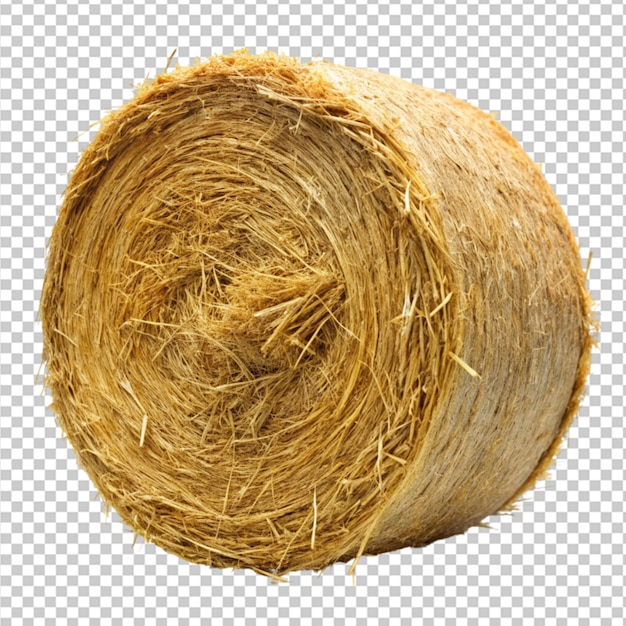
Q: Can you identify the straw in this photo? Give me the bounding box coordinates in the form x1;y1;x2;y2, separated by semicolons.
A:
41;51;594;575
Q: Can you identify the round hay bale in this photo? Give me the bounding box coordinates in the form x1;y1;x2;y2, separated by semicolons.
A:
41;51;594;576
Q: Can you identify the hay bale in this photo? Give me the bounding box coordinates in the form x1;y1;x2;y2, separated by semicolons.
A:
41;51;594;576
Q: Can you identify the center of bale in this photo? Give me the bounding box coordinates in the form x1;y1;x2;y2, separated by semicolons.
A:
123;187;348;439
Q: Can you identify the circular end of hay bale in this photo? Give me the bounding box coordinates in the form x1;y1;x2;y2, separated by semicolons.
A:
41;52;594;575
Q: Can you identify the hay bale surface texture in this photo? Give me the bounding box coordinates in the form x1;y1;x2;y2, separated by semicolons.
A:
41;51;593;576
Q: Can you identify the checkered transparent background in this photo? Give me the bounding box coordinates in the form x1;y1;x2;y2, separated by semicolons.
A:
1;0;624;624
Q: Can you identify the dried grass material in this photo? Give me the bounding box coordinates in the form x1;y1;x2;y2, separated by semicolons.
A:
41;51;594;575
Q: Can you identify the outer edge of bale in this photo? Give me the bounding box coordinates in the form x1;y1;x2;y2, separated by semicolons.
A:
502;272;597;509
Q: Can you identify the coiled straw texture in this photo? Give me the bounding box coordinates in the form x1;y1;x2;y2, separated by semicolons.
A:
41;52;594;576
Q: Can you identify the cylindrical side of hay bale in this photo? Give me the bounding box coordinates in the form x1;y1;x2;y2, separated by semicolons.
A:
321;64;593;556
41;52;593;575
